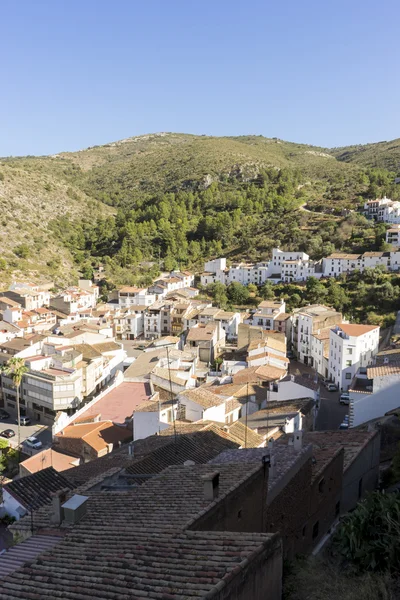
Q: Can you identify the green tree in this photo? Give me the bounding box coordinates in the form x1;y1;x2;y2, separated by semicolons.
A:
1;358;28;461
227;282;250;305
260;281;276;300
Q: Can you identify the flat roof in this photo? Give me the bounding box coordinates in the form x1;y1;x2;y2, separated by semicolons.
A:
73;382;152;424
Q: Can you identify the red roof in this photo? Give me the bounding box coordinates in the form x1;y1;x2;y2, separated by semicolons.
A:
72;382;152;424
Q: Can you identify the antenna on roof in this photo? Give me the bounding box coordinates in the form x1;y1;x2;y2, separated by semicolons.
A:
245;382;248;448
166;346;177;449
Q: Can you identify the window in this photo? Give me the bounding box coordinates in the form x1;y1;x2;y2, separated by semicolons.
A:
302;525;306;538
347;348;353;355
318;478;325;493
335;501;340;517
346;360;352;367
345;373;352;380
358;478;363;499
312;521;319;540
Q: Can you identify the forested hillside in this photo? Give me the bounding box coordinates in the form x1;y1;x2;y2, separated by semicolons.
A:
1;132;400;287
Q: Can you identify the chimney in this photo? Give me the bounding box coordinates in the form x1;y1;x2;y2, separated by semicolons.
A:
128;442;134;456
49;488;69;526
202;471;220;502
294;430;303;451
268;437;274;450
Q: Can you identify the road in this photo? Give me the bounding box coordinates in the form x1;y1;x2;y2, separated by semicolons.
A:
0;414;52;454
288;360;349;431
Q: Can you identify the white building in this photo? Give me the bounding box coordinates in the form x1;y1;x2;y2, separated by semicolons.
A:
292;305;342;366
246;300;286;330
349;362;400;427
328;324;380;391
386;225;400;247
363;197;394;221
177;387;227;423
118;287;155;308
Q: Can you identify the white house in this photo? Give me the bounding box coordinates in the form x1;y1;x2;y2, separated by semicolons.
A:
266;374;319;404
118;287;155;308
328;324;380;391
292;305;342;366
133;396;178;440
177;387;227;423
349;363;400;427
386;225;400;247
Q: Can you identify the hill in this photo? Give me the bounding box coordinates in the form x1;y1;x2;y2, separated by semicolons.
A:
0;161;111;287
1;132;400;287
331;138;400;171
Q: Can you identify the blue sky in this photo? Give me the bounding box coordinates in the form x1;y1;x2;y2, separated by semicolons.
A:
1;0;399;155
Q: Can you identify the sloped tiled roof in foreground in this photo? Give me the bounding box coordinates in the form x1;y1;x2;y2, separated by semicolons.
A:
3;462;280;598
4;467;74;510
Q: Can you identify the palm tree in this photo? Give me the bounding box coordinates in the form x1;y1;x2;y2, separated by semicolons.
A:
1;357;28;461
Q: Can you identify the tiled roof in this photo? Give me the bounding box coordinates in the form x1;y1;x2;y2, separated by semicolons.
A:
151;367;187;386
326;253;361;259
124;430;239;480
233;365;287;384
19;449;80;475
4;467;74;510
281;374;319;391
178;387;226;409
367;362;400;378
55;421;132;453
187;322;217;341
258;301;283;308
225;421;266;448
225;397;243;413
247;334;286;353
0;527;277;599
337;323;379;337
312;327;332;340
302;430;378;471
209;444;312;495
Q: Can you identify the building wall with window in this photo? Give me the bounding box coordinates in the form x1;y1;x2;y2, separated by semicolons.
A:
328;326;379;391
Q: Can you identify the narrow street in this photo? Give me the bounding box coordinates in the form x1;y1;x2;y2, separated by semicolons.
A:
288;360;348;431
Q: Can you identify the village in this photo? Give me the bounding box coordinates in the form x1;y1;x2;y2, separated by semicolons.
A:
0;205;399;596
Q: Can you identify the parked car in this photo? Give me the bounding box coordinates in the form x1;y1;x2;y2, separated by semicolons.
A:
0;429;15;439
25;436;42;449
339;421;349;430
340;392;350;405
343;415;349;423
326;383;338;392
0;409;10;419
17;416;31;426
287;350;295;359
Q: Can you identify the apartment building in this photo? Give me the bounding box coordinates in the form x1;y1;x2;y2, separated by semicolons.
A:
185;321;225;363
117;286;155;307
328;324;380;391
386;225;400;247
364;196;394;221
114;307;146;340
292;305;342;365
50;286;98;314
247;300;285;329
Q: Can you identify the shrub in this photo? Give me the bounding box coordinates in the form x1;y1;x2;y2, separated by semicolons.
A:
333;491;400;573
14;244;30;259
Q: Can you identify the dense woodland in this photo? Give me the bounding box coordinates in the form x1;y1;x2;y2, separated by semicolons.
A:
1;133;400;299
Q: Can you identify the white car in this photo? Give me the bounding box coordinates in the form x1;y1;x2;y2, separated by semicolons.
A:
25;436;42;449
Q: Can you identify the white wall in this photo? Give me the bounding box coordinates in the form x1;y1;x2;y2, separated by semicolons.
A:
2;490;27;520
133;411;170;440
267;380;318;403
351;379;400;427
